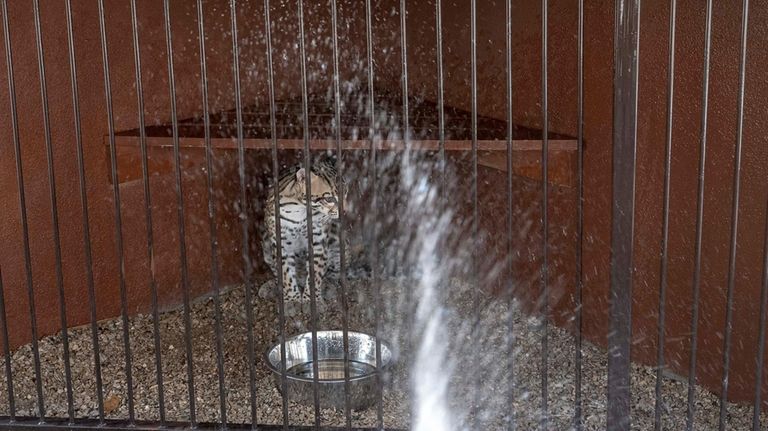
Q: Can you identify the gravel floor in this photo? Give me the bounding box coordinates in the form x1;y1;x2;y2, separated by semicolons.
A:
0;275;765;430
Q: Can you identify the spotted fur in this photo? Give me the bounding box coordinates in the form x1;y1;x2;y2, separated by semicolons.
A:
261;160;342;303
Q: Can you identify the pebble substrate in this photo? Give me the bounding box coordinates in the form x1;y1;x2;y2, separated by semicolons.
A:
0;276;764;430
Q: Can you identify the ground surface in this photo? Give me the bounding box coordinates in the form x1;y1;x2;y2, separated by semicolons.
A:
0;276;765;430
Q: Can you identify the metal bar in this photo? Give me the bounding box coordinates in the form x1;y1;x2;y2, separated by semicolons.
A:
328;0;352;428
31;0;74;421
231;0;260;427
399;5;414;415
606;0;641;428
97;0;136;422
686;0;713;428
400;0;408;144
2;0;45;419
540;0;549;426
654;1;676;429
162;1;197;425
194;1;229;426
128;0;166;424
364;0;383;427
435;0;445;192
753;196;768;431
718;1;749;429
0;266;14;419
574;0;584;428
263;0;290;428
0;418;405;431
505;0;515;429
63;1;106;421
469;0;481;426
296;1;323;427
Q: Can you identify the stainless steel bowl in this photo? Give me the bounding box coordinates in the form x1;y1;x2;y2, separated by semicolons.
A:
264;330;393;411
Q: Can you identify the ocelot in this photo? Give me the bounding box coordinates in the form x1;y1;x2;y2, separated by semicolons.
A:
260;159;343;303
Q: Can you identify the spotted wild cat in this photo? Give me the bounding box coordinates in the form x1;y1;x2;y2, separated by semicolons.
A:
261;160;342;303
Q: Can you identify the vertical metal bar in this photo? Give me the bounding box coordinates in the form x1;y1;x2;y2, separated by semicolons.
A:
685;0;713;428
64;1;106;421
296;1;322;428
399;0;413;392
505;0;515;429
263;1;289;428
574;0;584;428
329;0;352;428
718;1;749;429
400;0;408;141
654;1;676;429
194;2;228;427
606;0;641;428
0;266;14;420
540;0;549;426
231;0;260;427
364;0;383;427
435;0;445;191
128;0;166;424
1;0;45;419
162;0;197;425
469;0;481;426
31;0;74;421
97;0;136;422
753;198;768;431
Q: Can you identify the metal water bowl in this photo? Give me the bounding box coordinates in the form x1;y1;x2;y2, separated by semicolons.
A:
265;330;393;411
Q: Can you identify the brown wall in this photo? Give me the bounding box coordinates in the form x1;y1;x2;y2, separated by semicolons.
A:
1;0;767;408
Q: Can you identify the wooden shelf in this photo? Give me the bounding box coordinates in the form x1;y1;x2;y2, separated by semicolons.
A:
113;135;577;152
110;91;579;186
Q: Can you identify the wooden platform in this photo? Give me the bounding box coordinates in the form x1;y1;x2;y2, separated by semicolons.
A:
110;92;579;186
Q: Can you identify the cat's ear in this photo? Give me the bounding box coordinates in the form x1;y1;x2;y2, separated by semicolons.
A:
296;168;306;183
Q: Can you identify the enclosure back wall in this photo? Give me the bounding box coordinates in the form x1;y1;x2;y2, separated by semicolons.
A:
0;0;767;406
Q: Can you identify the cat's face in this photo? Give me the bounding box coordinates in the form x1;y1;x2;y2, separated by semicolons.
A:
296;168;340;220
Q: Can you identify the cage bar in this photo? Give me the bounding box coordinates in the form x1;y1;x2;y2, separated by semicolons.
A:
540;0;550;426
363;0;384;427
469;0;481;426
686;0;713;428
606;0;641;428
31;0;75;421
193;1;229;426
161;0;197;424
399;0;413;369
3;0;46;419
127;0;166;424
505;0;515;428
719;1;749;429
97;0;137;421
328;0;353;428
63;0;106;421
653;1;677;430
230;0;261;427
574;0;584;428
295;0;323;426
435;0;446;191
263;0;290;427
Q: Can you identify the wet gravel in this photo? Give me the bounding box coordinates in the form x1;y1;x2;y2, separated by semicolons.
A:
0;276;765;430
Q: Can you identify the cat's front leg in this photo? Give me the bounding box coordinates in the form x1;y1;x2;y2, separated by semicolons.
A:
282;254;302;301
302;244;327;304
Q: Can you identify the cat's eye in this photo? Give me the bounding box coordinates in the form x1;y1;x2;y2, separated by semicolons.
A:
323;197;337;204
